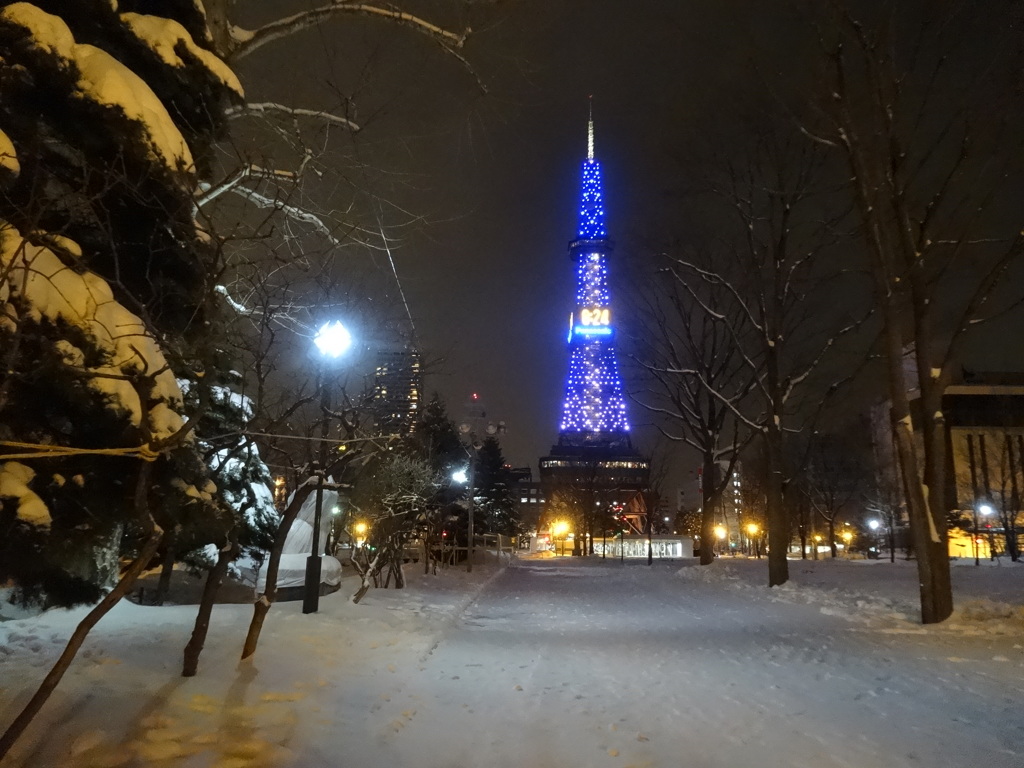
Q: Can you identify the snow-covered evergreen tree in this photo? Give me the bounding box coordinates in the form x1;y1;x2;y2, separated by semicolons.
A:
474;436;518;536
0;0;243;607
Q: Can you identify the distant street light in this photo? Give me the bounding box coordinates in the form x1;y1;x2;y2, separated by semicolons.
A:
304;320;352;615
552;520;569;556
867;519;882;561
841;530;853;558
452;463;475;572
745;523;760;558
975;502;995;565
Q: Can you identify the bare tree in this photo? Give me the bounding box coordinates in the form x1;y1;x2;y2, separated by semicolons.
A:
631;269;756;565
801;432;865;558
348;454;439;602
809;0;1024;621
656;125;860;586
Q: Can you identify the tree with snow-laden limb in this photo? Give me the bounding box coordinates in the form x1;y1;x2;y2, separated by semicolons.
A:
0;0;242;755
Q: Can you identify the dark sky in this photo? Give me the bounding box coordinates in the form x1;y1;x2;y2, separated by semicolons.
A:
234;0;1024;488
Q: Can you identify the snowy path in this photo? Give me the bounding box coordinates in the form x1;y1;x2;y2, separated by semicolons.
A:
2;557;1023;767
344;559;1023;768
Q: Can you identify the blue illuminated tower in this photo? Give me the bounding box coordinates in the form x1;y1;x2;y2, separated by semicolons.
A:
558;109;632;448
539;106;650;550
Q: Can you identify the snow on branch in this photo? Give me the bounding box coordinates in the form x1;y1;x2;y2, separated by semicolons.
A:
226;102;360;133
195;163;299;208
231;2;465;57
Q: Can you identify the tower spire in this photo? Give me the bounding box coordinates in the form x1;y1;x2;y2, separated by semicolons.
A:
577;97;606;241
587;95;594;160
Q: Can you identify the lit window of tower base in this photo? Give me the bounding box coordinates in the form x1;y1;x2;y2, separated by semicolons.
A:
539;105;651;555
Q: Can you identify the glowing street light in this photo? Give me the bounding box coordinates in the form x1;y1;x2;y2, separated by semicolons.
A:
452;465;475;572
552;520;569;556
974;502;996;565
713;525;727;557
313;320;352;358
304;319;352;615
745;523;760;558
354;521;367;547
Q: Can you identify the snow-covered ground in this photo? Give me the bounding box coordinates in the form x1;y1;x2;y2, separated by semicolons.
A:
1;555;1023;767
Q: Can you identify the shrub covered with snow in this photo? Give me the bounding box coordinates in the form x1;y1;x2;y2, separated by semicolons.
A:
0;0;242;607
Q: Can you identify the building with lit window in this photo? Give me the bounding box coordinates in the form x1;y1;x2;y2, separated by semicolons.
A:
372;347;421;436
538;107;651;548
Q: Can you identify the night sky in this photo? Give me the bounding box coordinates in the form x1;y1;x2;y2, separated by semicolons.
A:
234;0;1024;484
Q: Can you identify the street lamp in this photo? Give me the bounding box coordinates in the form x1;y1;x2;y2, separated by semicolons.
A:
713;525;727;557
303;320;352;615
975;502;995;565
841;530;853;558
452;463;475;572
746;523;760;558
552;520;569;556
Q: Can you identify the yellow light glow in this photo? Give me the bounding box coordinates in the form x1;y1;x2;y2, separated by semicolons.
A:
714;525;727;540
552;521;569;537
746;523;758;536
354;522;367;535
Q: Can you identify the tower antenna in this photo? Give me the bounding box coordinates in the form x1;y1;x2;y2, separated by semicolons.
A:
587;95;595;160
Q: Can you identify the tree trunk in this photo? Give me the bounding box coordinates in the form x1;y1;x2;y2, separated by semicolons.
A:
240;484;314;661
154;531;176;606
699;455;718;565
0;463;162;761
889;377;953;622
182;534;237;677
764;424;789;586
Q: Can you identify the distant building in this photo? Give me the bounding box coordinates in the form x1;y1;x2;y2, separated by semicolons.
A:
874;368;1024;558
511;467;544;535
372;348;421;436
940;374;1024;536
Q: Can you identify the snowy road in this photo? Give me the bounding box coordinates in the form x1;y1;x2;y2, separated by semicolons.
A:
3;557;1023;767
342;559;1023;768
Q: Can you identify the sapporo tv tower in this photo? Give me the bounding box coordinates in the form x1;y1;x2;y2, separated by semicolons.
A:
539;102;651;552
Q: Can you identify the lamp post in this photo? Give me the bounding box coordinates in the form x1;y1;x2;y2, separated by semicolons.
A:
976;502;995;565
713;525;727;557
746;523;760;558
552;520;569;557
303;320;352;615
452;463;475;572
868;518;890;561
